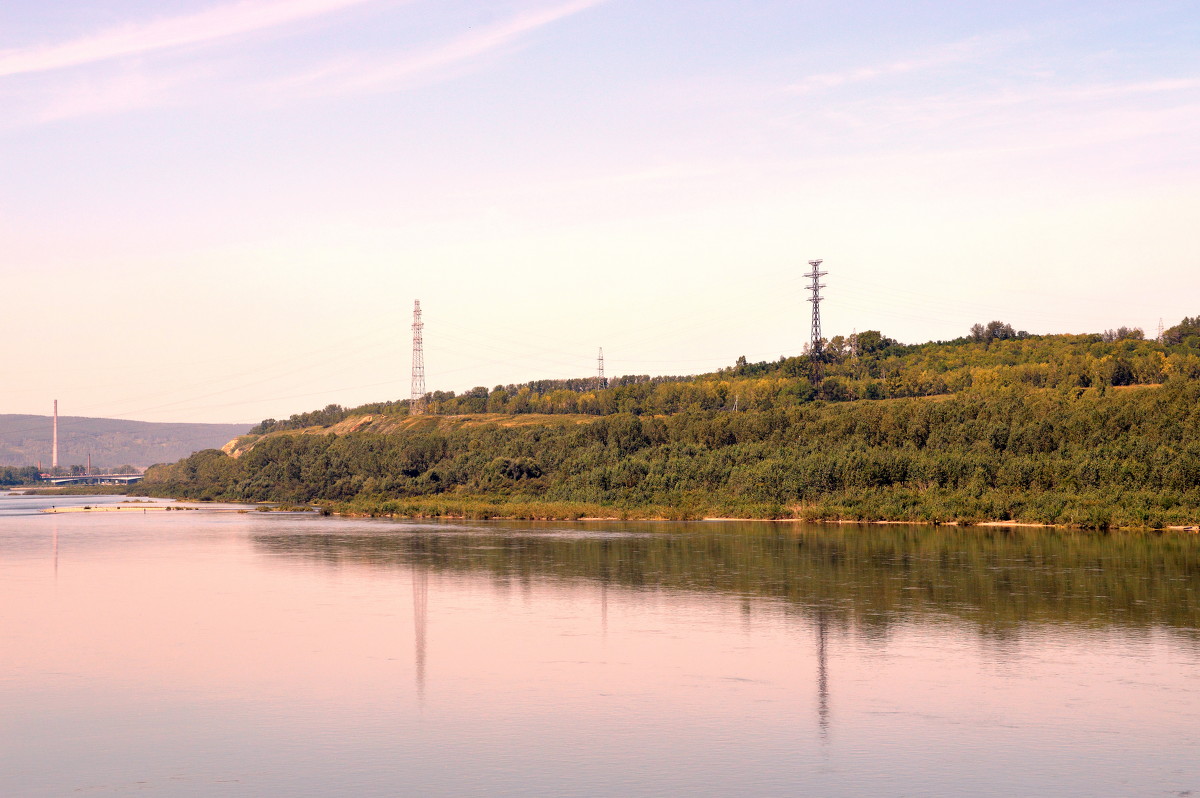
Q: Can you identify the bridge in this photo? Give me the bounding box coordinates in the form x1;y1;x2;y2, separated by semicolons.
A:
39;473;144;486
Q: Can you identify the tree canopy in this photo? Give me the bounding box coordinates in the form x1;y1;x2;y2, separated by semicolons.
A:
141;316;1200;527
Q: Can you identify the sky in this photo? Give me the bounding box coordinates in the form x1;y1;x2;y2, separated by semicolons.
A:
2;0;1198;424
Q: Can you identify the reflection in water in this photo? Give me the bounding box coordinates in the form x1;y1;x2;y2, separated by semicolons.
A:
252;522;1200;637
816;609;829;742
599;539;611;638
252;521;1200;751
4;513;1199;798
412;563;428;701
600;580;608;638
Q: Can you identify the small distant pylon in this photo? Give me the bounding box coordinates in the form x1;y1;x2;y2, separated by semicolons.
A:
805;259;828;380
1157;318;1164;343
849;328;860;378
410;300;426;415
597;347;606;390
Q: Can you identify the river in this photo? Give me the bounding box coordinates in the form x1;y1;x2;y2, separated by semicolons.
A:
2;492;1198;796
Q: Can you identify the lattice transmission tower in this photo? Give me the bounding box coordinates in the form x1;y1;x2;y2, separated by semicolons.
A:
52;399;59;470
805;259;827;379
597;347;606;390
849;327;861;378
411;300;426;415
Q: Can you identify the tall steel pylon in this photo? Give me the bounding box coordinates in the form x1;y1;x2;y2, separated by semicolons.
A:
849;327;860;378
805;259;827;378
411;300;426;415
597;347;606;390
52;399;59;470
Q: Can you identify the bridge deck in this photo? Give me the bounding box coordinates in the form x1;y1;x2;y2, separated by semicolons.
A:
40;474;144;485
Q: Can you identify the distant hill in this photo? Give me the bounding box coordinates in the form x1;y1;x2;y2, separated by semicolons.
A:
0;415;250;469
138;319;1200;527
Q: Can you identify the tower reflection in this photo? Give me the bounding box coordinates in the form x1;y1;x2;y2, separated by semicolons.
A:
412;564;428;702
815;608;829;741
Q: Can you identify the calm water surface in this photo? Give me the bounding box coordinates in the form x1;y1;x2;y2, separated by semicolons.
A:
2;492;1198;797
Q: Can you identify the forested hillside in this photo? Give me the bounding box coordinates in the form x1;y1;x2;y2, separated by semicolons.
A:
138;319;1200;527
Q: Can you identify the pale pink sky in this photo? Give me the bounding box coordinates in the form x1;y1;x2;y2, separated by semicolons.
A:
2;0;1197;422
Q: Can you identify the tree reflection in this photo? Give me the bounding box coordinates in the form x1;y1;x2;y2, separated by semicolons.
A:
253;522;1200;638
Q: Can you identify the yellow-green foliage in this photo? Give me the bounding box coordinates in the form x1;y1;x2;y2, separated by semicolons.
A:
141;378;1200;526
142;322;1200;525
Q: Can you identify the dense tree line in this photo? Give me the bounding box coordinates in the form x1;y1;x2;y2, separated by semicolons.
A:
416;319;1199;416
1164;315;1200;347
140;379;1200;527
142;318;1200;526
0;465;40;485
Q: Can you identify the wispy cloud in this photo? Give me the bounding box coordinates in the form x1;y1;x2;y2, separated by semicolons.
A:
25;67;215;125
787;33;1026;94
779;70;1200;180
833;74;1200;134
274;0;605;95
0;0;379;79
31;72;168;124
1;0;603;126
1054;77;1200;102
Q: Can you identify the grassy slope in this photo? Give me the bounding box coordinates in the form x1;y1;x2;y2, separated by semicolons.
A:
223;413;597;456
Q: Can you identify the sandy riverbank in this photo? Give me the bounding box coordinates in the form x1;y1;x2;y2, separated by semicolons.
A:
41;505;224;514
37;502;1200;530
